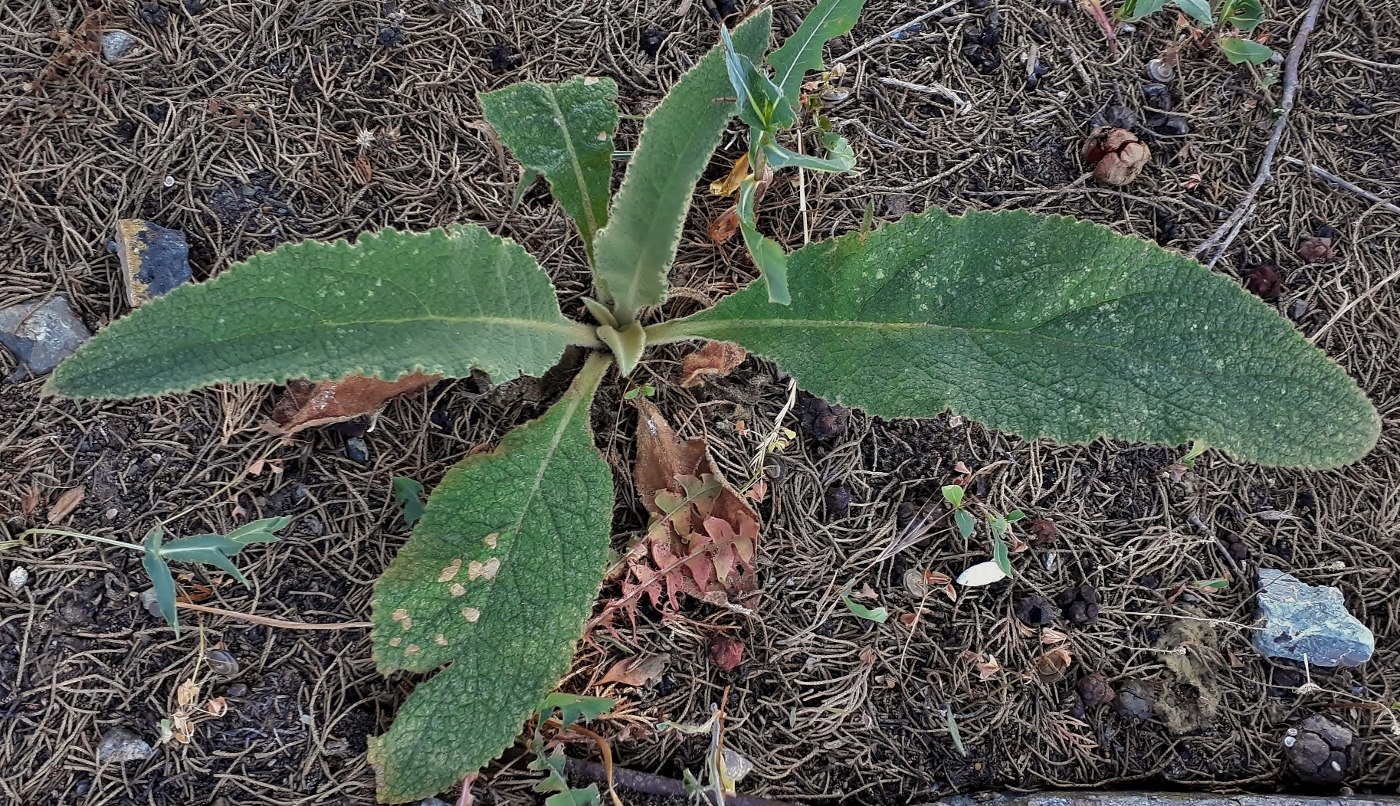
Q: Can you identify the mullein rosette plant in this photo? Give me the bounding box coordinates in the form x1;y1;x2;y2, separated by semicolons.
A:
46;1;1377;801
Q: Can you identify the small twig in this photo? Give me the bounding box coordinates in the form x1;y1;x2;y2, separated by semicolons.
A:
831;0;962;62
876;77;972;114
176;601;372;631
1309;264;1400;342
1194;0;1328;265
1078;0;1119;58
1282;155;1400;214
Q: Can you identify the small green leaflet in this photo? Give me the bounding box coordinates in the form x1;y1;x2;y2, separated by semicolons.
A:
141;517;290;635
1219;37;1275;64
538;692;616;727
737;178;790;305
954;509;976;539
941;485;965;508
767;0;865;110
1173;0;1214;25
841;592;889;623
1119;0;1166;22
391;476;426;527
1193;577;1231;591
1223;0;1264;31
991;533;1013;578
532;747;602;806
761;132;855;174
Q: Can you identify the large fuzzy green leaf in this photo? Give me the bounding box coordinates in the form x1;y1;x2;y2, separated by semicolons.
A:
656;209;1378;468
590;9;772;322
48;226;592;399
767;0;865;110
480;77;619;262
369;355;613;802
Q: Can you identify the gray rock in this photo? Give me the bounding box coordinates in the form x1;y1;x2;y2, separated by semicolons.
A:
0;296;91;379
1254;568;1373;667
115;220;192;306
1285;715;1358;783
101;31;139;62
97;727;153;763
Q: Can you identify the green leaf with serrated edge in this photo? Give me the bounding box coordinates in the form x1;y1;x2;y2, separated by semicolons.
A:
841;592;889;623
1219;37;1274;64
392;476;426;526
737;179;790;305
369;355;614;802
1223;0;1264;30
654;209;1378;469
591;9;773;323
480;77;619;263
47;226;591;399
538;693;615;727
1173;0;1213;25
767;0;865;111
142;527;180;634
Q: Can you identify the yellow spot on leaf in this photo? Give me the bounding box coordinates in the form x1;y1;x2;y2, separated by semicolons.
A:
389;637;402;647
435;634;448;646
405;644;420;656
462;607;481;623
438;558;462;582
392;608;413;630
450;583;466;597
484;532;499;549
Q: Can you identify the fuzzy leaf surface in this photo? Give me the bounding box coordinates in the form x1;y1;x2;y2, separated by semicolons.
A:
369;359;613;802
480;77;619;259
668;209;1378;468
49;226;583;399
590;9;772;320
767;0;865;109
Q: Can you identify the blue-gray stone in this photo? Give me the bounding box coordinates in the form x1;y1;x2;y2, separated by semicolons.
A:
101;31;139;63
0;296;91;379
1254;568;1373;667
116;220;192;306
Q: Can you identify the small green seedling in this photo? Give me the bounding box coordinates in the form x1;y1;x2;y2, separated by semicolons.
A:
621;383;656;401
841;591;889;623
1117;0;1275;65
22;517;289;635
391;476;426;527
43;0;1377;801
942;484;976;539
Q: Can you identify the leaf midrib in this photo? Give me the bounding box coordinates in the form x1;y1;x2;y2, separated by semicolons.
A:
541;84;601;244
770;1;846;98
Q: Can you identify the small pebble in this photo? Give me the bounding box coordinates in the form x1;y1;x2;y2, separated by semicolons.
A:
101;31;139;63
1014;595;1056;627
224;682;249;698
0;295;92;379
345;437;370;463
8;566;29;591
1145;58;1173;82
825;485;851;517
97;727;153;763
206;648;240;677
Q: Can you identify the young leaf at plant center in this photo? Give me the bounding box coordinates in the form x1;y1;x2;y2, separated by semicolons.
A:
767;0;865;111
141;517;291;635
590;9;772;323
48;226;592;399
269;372;441;436
736;178;791;305
1223;0;1264;31
369;356;613;802
653;209;1379;469
1172;0;1213;25
480;77;619;263
841;592;888;623
941;485;965;509
720;26;796;134
1219;37;1274;65
391;476;426;527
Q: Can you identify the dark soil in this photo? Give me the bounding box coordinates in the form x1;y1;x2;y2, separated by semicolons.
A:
3;0;1399;804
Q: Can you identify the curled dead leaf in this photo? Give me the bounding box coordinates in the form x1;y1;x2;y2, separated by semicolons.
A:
267;372;441;436
176;679;200;708
599;653;671;687
709;153;750;197
1032;646;1074;683
679;341;748;388
205;697;228;718
709;635;746;671
1081;127;1150;186
963;651;1001;681
707;165;773;245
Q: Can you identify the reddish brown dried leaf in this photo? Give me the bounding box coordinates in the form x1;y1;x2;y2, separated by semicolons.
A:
598;653;671;687
267;372;441;435
1032;646;1074;683
679;341;748;388
709;635;746;671
48;485;85;524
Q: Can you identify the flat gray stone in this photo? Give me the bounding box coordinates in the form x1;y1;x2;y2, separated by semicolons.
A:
0;296;91;379
96;727;152;764
101;31;139;62
115;219;192;306
1253;568;1373;667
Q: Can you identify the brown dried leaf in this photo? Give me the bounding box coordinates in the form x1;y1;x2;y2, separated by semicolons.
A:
709;635;746;671
1032;646;1074;683
266;372;441;435
706;165;773;245
1041;627;1070;645
599;653;671;687
679;341;748;388
176;679;200;708
21;485;41;517
709;153;749;197
205;697;228;718
48;485;85;524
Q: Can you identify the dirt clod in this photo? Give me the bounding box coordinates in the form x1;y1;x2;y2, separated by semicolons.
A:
639;27;667;58
1014;595;1056;627
1113;678;1156;721
799;397;847;440
825;485;851;518
487;45;520;73
1028;518;1058;545
710;635;745;672
1298;235;1334;263
1077;672;1116;708
1244;265;1282;301
138;2;169;27
1285;715;1358;783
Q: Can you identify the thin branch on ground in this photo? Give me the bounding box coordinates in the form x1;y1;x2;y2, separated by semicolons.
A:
1194;0;1329;265
176;601;372;630
1282;156;1400;214
831;0;963;63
